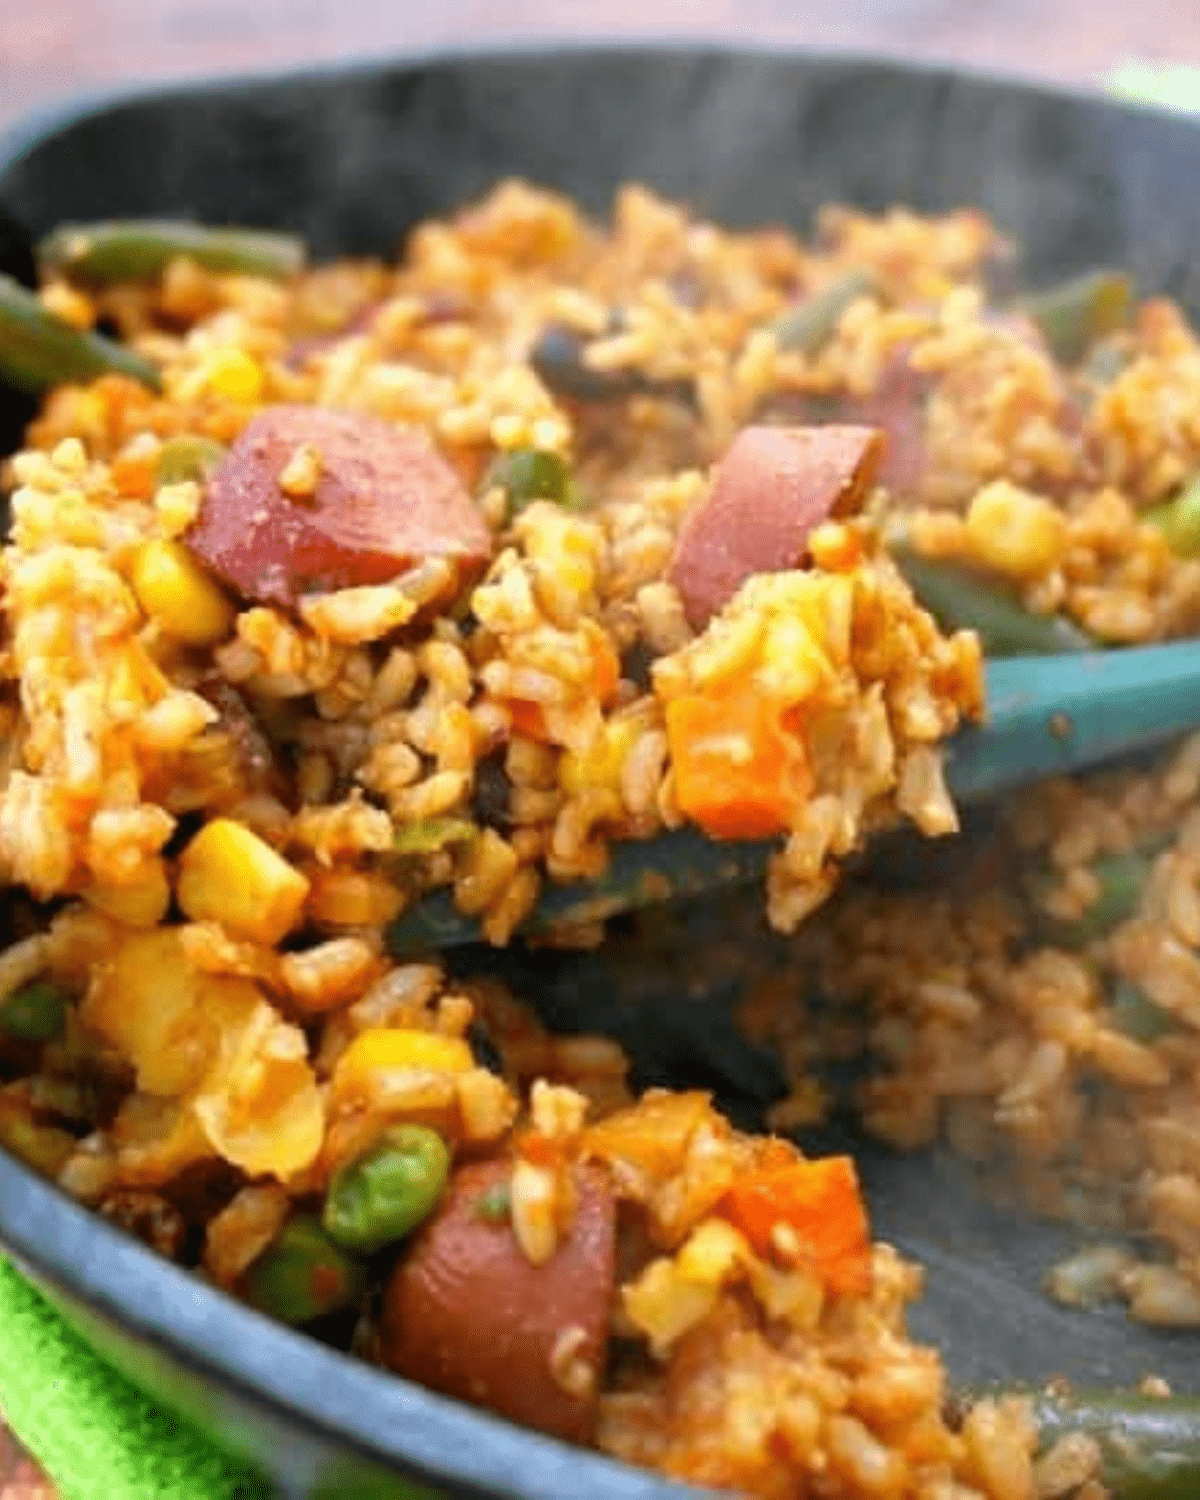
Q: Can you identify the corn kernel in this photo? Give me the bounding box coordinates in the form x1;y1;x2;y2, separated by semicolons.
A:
131;540;235;646
84;858;171;927
177;819;310;945
560;716;639;796
675;1218;749;1286
965;481;1066;578
332;1027;473;1107
623;1257;718;1357
203;348;263;403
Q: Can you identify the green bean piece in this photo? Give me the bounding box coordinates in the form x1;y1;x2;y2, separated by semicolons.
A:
154;434;226;487
322;1124;450;1254
1145;474;1200;558
392;817;477;857
0;273;161;394
1028;1387;1200;1498
892;547;1096;656
242;1215;365;1325
1022;270;1133;365
1080;338;1131;387
39;221;306;286
484;448;571;518
0;979;69;1043
1108;978;1173;1042
771;266;874;355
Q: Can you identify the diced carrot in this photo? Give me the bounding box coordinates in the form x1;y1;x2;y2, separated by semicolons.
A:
508;622;620;743
508;697;548;740
665;678;811;839
517;1129;561;1169
719;1154;872;1296
110;447;158;499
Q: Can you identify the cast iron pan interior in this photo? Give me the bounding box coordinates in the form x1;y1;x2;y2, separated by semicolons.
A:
2;44;1200;1499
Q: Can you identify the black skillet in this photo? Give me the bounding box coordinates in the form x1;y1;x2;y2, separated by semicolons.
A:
2;45;1200;1499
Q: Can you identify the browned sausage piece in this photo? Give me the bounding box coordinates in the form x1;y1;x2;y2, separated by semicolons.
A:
667;424;884;630
844;356;927;499
381;1158;615;1444
187;406;492;610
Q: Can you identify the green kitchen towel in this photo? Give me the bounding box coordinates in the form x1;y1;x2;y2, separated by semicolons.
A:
0;1256;269;1499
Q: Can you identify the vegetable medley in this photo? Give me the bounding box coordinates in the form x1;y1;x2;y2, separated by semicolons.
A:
3;181;1200;1498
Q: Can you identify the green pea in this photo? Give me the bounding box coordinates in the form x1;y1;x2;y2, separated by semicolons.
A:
0;979;69;1042
155;434;226;487
322;1124;450;1255
242;1215;365;1325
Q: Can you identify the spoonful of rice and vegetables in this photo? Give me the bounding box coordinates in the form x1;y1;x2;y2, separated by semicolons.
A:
2;219;1197;962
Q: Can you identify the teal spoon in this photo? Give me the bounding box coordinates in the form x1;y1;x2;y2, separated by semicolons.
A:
387;641;1200;953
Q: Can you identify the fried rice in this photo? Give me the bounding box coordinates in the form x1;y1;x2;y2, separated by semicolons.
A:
4;178;1200;1497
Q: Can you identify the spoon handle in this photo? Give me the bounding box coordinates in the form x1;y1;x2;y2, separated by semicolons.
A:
948;640;1200;803
387;641;1200;954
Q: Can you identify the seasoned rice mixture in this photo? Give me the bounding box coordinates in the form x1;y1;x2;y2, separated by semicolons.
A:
3;180;1200;1497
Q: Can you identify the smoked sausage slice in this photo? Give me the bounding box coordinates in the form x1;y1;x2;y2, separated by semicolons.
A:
187;405;491;610
667;424;883;629
381;1159;615;1444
